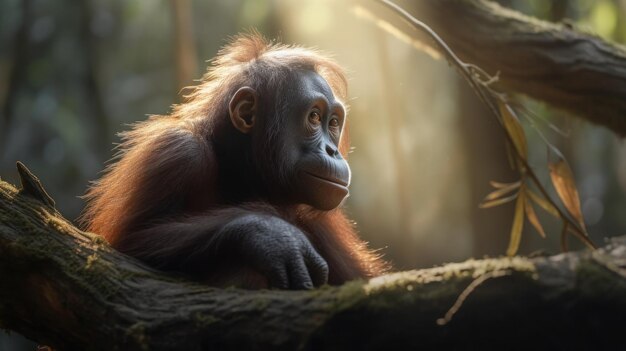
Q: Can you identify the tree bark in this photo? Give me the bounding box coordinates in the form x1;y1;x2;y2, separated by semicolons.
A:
365;0;626;136
0;164;625;350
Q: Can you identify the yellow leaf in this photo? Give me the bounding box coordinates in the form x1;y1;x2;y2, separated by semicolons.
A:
483;181;521;201
527;189;560;218
524;195;546;238
479;192;518;209
548;159;587;233
506;191;525;256
499;102;528;160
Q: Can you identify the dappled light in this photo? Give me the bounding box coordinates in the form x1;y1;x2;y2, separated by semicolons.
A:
1;0;625;277
2;0;626;349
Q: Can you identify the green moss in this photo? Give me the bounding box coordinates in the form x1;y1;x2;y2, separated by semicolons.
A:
331;280;367;311
250;297;270;311
0;180;18;195
352;256;539;313
90;235;108;246
364;257;535;295
193;312;221;328
85;254;98;269
575;260;626;300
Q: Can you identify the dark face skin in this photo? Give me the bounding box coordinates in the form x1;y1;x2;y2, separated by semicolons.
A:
229;70;351;210
285;70;350;210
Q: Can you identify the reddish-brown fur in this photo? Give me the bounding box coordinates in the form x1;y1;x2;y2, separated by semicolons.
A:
80;33;388;287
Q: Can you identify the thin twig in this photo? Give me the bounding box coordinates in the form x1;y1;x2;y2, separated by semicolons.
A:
436;270;511;326
378;0;596;250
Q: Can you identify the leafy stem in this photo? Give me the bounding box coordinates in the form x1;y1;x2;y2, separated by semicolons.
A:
378;0;596;252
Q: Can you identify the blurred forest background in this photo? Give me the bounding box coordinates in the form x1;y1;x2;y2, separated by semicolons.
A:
2;0;626;348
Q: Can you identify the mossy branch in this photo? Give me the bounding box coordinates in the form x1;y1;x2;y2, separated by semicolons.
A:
362;0;626;136
0;164;625;350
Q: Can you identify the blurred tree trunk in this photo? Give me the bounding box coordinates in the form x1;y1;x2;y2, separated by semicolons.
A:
79;0;110;155
375;32;416;265
170;0;198;98
457;0;567;256
1;0;32;151
457;78;516;256
366;0;626;136
1;165;625;350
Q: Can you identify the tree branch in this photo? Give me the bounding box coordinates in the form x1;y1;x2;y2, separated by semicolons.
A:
364;0;626;136
0;164;625;350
